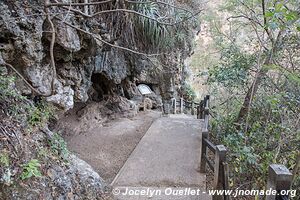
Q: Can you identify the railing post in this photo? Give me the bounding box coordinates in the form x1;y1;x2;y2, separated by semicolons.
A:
172;98;177;114
163;103;170;117
266;164;293;200
203;95;210;119
202;99;206;119
204;113;210;130
180;98;184;114
213;145;227;200
191;102;195;115
206;95;210;107
199;100;204;119
200;129;208;173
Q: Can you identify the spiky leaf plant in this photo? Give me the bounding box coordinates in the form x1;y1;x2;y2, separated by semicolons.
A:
130;0;171;50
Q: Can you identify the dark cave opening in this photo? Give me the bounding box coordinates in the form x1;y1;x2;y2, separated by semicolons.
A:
91;73;115;101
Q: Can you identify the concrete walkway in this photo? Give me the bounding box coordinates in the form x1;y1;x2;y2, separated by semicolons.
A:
112;115;211;200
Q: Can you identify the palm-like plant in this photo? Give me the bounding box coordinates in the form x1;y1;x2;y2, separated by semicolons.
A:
129;0;198;52
130;0;171;50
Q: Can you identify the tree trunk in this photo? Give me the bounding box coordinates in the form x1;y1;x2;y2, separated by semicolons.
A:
236;55;271;123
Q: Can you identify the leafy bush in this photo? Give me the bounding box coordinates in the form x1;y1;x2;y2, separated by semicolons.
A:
0;68;24;100
27;101;56;129
49;133;69;160
182;83;197;101
1;71;55;130
20;159;42;180
0;73;27;116
209;71;300;189
208;45;256;89
0;152;10;167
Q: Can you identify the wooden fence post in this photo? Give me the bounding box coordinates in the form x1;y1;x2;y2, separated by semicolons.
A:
199;100;204;119
191;102;195;115
180;98;184;114
266;164;293;200
200;129;208;173
197;105;200;119
213;145;227;200
206;94;210;103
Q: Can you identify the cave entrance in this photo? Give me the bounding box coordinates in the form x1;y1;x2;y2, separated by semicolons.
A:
91;73;115;101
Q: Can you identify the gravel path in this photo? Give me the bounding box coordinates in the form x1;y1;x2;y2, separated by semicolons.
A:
59;110;161;183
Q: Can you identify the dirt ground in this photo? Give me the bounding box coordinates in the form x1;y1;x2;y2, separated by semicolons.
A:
56;104;161;183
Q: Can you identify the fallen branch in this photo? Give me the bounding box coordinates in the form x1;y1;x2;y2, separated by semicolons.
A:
0;125;19;153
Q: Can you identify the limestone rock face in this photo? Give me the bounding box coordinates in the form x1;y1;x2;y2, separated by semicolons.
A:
132;57;162;85
0;1;195;199
0;0;166;110
45;155;108;200
23;64;53;96
55;21;81;52
94;50;128;84
0;1;191;110
46;84;75;111
5;154;110;200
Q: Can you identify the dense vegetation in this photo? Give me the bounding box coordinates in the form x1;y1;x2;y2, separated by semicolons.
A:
0;70;69;185
199;0;300;193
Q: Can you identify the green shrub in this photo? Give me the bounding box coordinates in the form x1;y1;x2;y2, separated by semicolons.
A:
0;73;27;118
210;90;300;188
20;159;42;180
27;101;56;129
0;152;10;167
208;45;256;89
1;72;55;130
0;74;23;101
182;83;197;101
49;133;69;160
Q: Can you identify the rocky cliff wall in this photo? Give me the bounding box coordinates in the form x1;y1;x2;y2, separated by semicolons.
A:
0;0;199;199
0;0;197;112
